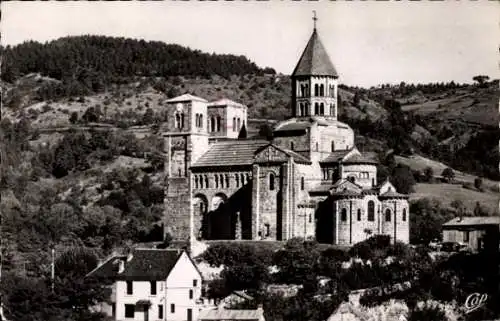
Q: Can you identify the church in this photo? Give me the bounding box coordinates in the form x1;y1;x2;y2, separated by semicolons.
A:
163;21;410;246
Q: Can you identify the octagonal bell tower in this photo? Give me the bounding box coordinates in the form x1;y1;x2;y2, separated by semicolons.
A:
292;12;339;120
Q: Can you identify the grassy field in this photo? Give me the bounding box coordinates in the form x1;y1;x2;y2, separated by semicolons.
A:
411;183;499;214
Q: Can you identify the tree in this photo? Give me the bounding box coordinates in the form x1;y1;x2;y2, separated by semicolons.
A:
391;164;416;194
142;107;154;124
472;75;490;87
441;167;455;182
238;124;248;139
353;92;361;107
82;107;100;123
424;166;434;183
474;177;483;191
69;111;79;124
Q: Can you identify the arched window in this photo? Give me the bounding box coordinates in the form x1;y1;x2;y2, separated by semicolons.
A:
269;173;275;190
372;178;375;187
178;168;182;176
331;141;335;152
194;176;199;189
199;114;203;128
320;103;324;115
301;177;305;190
246;173;250;183
181;114;185;128
305;84;309;96
357;209;362;221
225;174;230;188
315;142;319;151
290;142;294;150
300;84;305;97
235;174;240;187
314;103;319;115
237;118;241;131
341;208;347;221
210;117;216;132
385;209;391;222
348;176;356;183
216;116;221;132
232;117;236;132
204;176;209;188
305;103;309;116
402;208;407;221
299;103;304;116
240;173;245;185
320;84;324;96
368;201;375;221
175;113;181;128
219;174;224;188
215;175;219;188
314;84;319;96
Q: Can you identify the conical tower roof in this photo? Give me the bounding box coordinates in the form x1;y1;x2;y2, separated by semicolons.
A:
292;29;338;78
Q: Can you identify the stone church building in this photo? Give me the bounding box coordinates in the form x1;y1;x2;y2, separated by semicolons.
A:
163;25;410;246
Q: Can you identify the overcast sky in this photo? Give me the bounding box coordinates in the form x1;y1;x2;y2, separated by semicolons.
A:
2;1;498;87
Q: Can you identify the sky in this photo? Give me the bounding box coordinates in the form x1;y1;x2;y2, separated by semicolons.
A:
2;1;498;87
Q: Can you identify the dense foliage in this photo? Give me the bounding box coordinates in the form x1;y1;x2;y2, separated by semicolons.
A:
1;35;275;94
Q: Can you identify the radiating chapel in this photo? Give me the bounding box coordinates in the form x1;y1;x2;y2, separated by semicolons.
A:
163;20;410;246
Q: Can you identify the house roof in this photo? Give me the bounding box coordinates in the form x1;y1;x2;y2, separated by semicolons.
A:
443;216;500;227
379;190;409;199
342;153;378;165
198;308;264;321
166;94;208;103
320;149;354;163
192;139;269;168
209;98;246;108
191;140;311;168
88;249;182;281
292;29;338;77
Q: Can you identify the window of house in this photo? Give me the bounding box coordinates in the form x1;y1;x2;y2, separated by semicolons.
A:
299;103;304;116
301;177;305;191
320;84;325;96
125;304;135;318
265;223;270;237
315;142;319;152
314;84;319;96
150;281;157;295
235;174;240;188
240;173;245;185
331;141;335;152
181;114;185;128
314;103;319;115
204;176;209;188
126;281;133;295
290;142;294;150
237;118;241;131
188;309;193;321
402;208;407;221
158;305;164;319
189;289;194;299
220;174;224;188
232;117;236;132
217;116;221;132
170;304;175;314
330;104;334;116
112;303;116;317
357;209;362;221
464;231;470;242
269;173;275;190
215;175;219;188
194;176;199;189
305;84;309;96
175;114;181;128
199;114;203;128
246;173;250;183
368;201;375;221
320;103;324;115
309;214;312;223
225;175;230;188
341;208;347;221
305;103;309;116
193;279;198;287
385;209;391;222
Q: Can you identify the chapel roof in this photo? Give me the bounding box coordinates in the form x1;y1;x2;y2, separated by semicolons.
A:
273;117;347;133
87;249;183;281
208;98;246;108
292;29;338;78
198;308;264;321
320;149;355;163
342;153;378;165
166;93;208;103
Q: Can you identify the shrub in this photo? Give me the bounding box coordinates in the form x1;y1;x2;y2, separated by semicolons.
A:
408;302;446;321
474;177;483;190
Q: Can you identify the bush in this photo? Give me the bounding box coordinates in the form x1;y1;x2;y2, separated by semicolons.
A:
408;302;447;321
474;177;483;190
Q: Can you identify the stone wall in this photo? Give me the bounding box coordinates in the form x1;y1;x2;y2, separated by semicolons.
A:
257;164;283;240
380;199;410;244
341;164;377;189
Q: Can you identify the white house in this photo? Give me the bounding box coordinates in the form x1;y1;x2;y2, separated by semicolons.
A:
87;248;203;321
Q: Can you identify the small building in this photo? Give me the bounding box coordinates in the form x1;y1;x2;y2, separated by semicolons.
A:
87;248;203;321
198;306;265;321
442;216;500;252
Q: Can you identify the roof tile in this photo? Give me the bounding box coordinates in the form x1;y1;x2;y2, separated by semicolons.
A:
292;29;338;77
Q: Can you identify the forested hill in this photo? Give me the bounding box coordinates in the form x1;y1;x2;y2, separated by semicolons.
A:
1;35;276;84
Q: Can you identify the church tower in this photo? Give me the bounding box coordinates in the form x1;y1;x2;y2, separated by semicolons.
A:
292;12;339;120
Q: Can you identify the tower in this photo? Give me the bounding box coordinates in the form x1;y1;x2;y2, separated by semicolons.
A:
163;94;210;245
292;12;339;120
